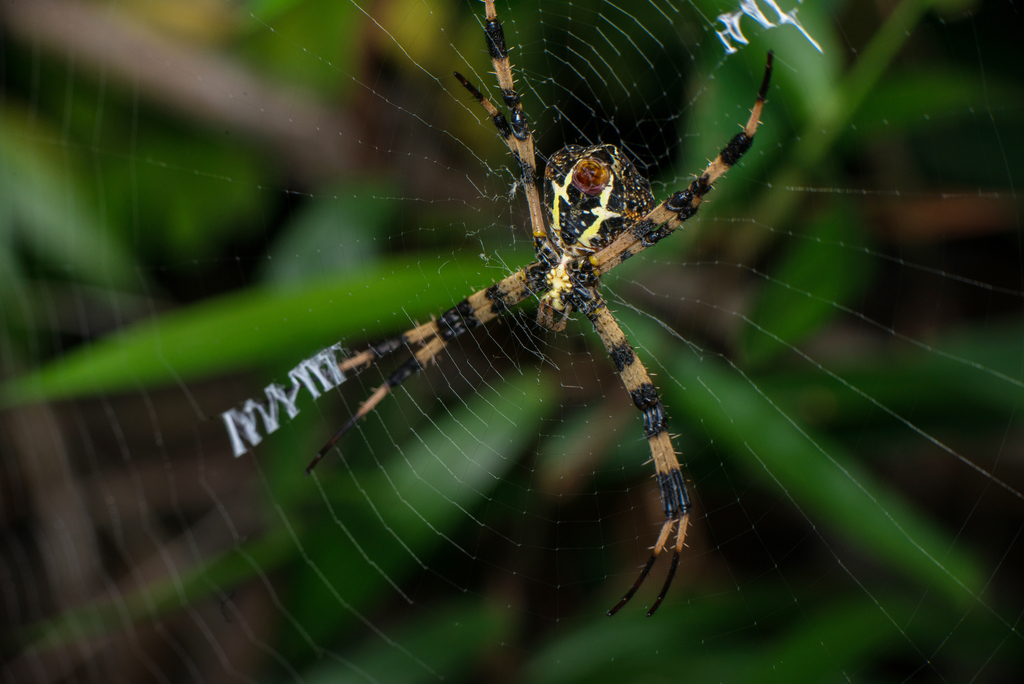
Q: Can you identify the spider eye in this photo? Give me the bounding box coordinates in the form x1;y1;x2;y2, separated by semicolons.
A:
572;158;611;196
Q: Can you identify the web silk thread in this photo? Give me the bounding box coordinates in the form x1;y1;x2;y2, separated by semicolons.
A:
221;343;347;456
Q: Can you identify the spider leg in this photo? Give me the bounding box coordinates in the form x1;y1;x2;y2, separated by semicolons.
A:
453;73;514;148
306;267;535;474
592;51;774;276
335;318;447;377
453;0;549;249
586;302;692;616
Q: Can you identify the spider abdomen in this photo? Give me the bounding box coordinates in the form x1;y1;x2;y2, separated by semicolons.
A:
543;144;654;257
534;144;654;331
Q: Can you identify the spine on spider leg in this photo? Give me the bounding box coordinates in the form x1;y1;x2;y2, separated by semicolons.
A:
305;355;422;475
480;1;529;142
591;51;775;277
666;50;774;222
340;293;498;377
306;282;524;474
306;306;481;474
589;303;695;616
657;469;691;521
453;72;513;140
594;308;689;512
483;15;507;61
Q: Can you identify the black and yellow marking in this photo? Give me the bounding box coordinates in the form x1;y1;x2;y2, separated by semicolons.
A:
437;299;481;341
658;469;691;520
609;341;635;373
307;269;534;474
533;144;654;326
453;0;548;243
312;0;773;616
587;301;691;617
483;17;507;60
543;144;654;256
591;51;774;278
631;382;669;439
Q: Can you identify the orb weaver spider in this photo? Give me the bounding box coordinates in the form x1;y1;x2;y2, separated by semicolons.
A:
307;0;773;616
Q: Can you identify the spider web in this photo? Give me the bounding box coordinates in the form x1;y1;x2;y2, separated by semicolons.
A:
2;0;1022;682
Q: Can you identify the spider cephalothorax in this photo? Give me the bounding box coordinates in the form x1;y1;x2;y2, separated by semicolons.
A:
535;144;655;330
304;0;773;617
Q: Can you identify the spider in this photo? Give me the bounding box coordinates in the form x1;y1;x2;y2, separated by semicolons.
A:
305;0;773;617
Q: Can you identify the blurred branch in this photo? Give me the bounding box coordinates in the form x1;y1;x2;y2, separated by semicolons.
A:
1;0;356;182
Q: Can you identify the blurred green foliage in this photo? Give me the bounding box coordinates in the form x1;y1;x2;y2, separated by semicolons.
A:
3;0;1023;682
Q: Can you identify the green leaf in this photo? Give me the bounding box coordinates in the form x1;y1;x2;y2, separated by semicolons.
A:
849;70;1024;138
742;203;872;367
240;0;362;96
524;588;937;684
667;351;984;604
264;369;555;658
0;249;531;406
755;321;1024;429
0;118;136;287
259;179;393;285
102;125;272;260
19;370;552;654
304;599;512;684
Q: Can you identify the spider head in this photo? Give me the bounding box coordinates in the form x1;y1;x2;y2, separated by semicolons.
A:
543;144;655;256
